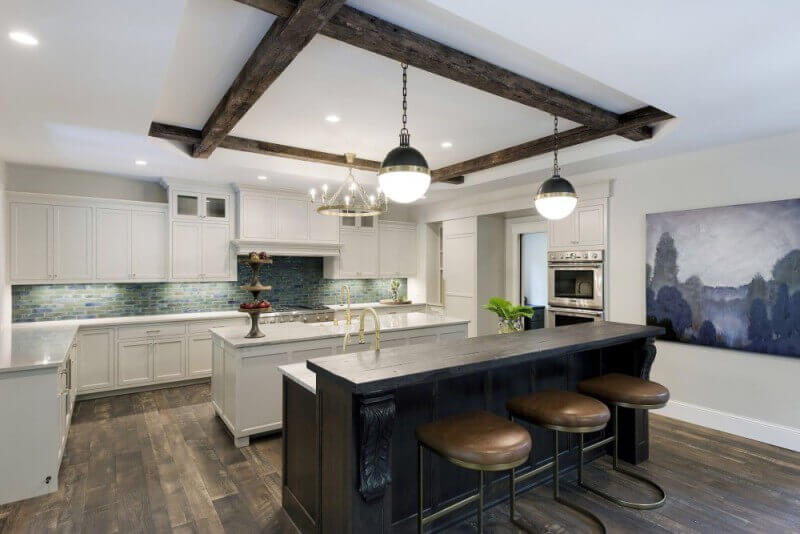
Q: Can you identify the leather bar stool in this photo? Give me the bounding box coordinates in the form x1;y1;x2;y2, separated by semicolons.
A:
577;373;669;509
416;410;532;533
506;390;610;533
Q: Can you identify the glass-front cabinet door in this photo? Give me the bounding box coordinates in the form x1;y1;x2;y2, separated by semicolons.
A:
173;191;229;221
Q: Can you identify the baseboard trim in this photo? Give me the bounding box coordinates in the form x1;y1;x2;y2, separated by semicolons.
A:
76;377;210;400
659;400;800;452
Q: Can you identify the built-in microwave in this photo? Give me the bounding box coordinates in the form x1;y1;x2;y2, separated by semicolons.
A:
547;250;604;310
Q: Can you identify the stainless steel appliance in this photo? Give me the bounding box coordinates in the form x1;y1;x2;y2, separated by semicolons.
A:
547;306;604;327
548;249;604;311
258;305;334;325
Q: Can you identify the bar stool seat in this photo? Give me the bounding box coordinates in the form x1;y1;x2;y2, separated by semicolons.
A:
578;373;669;408
506;390;610;432
416;410;532;470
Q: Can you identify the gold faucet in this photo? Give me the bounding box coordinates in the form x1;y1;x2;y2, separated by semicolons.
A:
339;284;352;326
342;307;381;352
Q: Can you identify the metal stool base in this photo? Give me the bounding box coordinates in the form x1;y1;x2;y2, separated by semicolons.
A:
578;404;666;510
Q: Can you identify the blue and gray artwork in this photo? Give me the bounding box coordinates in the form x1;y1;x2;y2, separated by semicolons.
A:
646;199;800;358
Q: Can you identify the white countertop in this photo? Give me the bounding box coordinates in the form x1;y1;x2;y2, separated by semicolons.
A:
278;362;317;394
211;311;468;348
12;310;247;329
0;322;79;374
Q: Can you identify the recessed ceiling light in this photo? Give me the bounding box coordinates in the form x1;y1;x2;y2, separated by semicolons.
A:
440;141;453;149
257;175;267;181
8;31;38;46
325;115;341;123
134;159;147;166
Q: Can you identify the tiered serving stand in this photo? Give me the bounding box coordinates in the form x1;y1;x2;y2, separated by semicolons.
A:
238;255;273;338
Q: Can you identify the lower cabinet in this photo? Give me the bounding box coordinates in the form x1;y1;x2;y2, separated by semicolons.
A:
154;338;186;382
188;334;213;377
117;339;153;386
77;328;115;393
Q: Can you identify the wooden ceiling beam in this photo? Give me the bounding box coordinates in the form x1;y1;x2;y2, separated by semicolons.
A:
150;122;381;171
236;0;661;142
431;107;672;182
192;0;346;159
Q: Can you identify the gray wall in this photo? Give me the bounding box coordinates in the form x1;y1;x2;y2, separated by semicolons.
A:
6;163;167;203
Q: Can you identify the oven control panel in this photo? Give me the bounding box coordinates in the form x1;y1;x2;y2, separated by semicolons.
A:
548;250;604;262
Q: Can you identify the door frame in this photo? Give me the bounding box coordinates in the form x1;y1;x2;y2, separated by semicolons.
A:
505;216;548;305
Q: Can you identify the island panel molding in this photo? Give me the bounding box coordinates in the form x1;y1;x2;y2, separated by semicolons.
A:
192;0;348;158
358;394;396;502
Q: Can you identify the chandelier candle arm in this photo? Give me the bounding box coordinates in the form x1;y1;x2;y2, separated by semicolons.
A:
379;63;431;204
311;152;387;216
534;115;578;220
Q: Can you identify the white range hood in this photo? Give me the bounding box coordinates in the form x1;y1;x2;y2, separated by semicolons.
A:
232;239;340;257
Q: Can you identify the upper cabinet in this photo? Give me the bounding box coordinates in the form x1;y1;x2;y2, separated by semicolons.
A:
547;199;607;250
9;199;93;284
379;221;417;277
165;181;235;282
234;187;339;256
96;207;168;282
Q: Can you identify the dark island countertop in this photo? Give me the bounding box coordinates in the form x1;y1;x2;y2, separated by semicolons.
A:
306;321;664;394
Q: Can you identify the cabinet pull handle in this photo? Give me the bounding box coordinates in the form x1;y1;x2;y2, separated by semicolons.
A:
146;330;161;334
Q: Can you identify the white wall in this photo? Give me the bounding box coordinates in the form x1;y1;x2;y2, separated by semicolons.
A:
6;163;166;203
0;162;10;332
521;232;548;306
581;131;800;450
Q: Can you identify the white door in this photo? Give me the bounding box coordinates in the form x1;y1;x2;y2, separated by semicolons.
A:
53;205;93;280
95;208;131;280
171;221;203;279
308;204;339;242
240;193;277;240
277;198;309;241
117;340;153;386
132;210;168;280
443;220;476;336
77;329;114;392
154;338;186;382
188;334;213;377
576;203;605;246
9;202;52;281
201;222;231;279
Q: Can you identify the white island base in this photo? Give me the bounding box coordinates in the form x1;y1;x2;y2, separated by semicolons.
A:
210;312;468;447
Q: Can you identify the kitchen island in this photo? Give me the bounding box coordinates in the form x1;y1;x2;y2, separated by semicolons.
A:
280;321;663;533
210;311;468;447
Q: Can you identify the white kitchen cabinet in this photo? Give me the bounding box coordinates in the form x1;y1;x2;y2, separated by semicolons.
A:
132;210;168;280
117;339;153;386
171;221;203;280
277;197;309;241
154;338;186;382
547;200;606;250
9;202;52;282
188;334;213;377
77;328;115;393
96;208;168;281
96;208;131;280
201;222;232;279
308;204;339;243
9;202;92;283
336;229;379;278
172;190;230;222
53;206;93;281
379;221;417;277
239;191;277;240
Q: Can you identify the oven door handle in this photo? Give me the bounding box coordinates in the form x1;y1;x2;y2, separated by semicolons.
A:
548;262;603;268
548;307;604;317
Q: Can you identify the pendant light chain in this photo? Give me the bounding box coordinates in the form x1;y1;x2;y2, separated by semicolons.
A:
400;63;409;146
552;114;560;175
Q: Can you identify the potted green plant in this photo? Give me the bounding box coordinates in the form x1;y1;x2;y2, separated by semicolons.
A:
483;297;534;334
389;279;401;302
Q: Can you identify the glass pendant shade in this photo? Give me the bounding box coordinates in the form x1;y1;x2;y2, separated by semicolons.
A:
378;145;431;204
534;174;577;220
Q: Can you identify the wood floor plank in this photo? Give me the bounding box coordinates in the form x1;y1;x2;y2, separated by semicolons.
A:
1;384;797;534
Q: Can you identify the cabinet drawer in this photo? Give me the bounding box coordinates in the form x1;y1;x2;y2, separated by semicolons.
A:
118;322;187;340
189;318;243;334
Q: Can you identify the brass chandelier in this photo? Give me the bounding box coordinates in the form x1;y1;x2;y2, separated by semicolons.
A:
310;153;387;217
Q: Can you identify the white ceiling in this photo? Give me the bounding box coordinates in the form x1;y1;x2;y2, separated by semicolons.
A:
1;0;799;201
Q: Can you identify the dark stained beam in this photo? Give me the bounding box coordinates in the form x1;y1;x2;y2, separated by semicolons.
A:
431;107;672;182
236;0;660;141
193;0;346;158
150;122;381;171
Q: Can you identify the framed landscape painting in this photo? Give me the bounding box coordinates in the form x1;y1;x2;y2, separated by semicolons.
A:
646;198;800;358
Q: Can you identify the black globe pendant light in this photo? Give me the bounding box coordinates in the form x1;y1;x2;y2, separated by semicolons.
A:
378;63;431;204
534;115;577;220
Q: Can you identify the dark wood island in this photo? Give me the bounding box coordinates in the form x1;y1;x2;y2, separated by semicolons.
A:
280;321;664;533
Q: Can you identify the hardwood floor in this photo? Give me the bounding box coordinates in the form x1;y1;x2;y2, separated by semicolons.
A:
0;383;797;533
